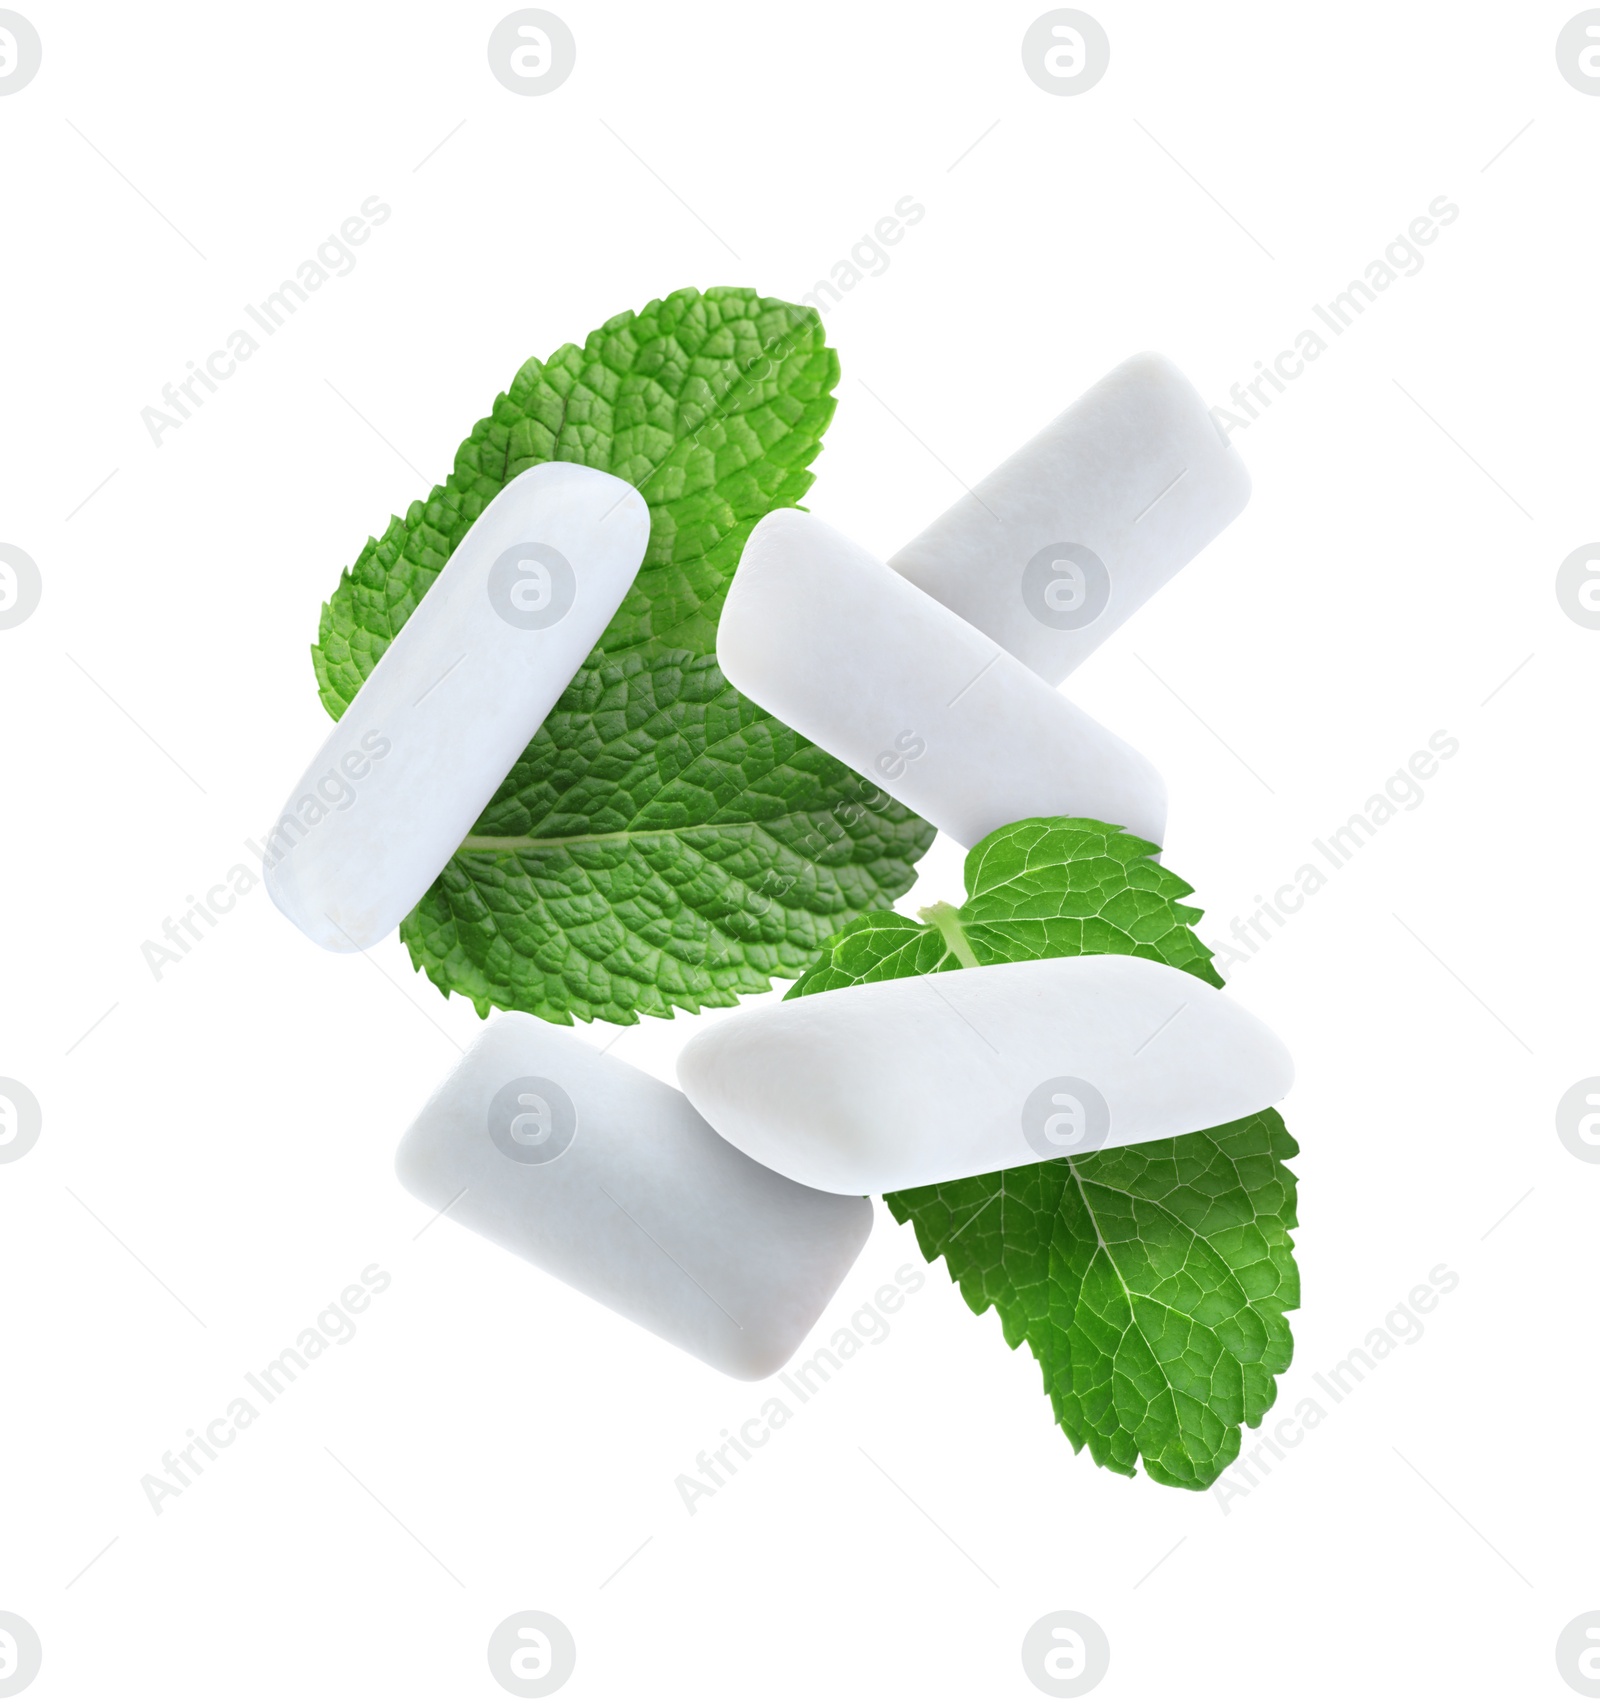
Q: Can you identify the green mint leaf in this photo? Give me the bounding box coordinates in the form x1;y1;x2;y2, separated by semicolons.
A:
788;816;1222;996
311;287;934;1024
890;1109;1299;1490
403;650;934;1023
791;814;1299;1490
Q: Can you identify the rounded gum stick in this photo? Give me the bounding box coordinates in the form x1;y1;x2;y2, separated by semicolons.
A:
395;1014;873;1380
717;509;1167;849
888;352;1250;685
677;956;1295;1196
265;463;650;951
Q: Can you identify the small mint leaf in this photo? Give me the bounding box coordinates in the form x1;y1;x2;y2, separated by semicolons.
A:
789;813;1299;1490
789;816;1220;997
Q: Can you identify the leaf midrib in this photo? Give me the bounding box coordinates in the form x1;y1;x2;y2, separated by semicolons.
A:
459;826;705;852
917;900;980;969
1062;1156;1264;1474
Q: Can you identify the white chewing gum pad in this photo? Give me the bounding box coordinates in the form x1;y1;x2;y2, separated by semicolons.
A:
676;955;1293;1196
888;352;1251;685
395;1013;873;1380
716;510;1167;849
265;462;650;952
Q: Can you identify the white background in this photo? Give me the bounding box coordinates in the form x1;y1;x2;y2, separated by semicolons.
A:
2;1;1597;1701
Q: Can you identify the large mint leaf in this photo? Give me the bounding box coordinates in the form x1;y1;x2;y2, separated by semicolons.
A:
312;287;934;1023
790;815;1298;1490
404;651;931;1023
